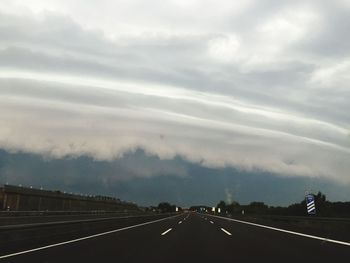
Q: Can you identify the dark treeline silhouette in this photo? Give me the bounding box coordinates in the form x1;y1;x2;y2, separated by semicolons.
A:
157;202;181;213
145;202;181;213
216;192;350;217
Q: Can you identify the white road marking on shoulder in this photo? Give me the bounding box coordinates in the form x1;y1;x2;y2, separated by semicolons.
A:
0;214;181;259
221;228;232;236
210;214;350;247
178;221;182;224
161;228;172;235
210;221;214;224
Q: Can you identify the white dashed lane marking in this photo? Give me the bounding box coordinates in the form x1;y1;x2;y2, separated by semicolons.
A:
221;228;232;236
161;228;173;236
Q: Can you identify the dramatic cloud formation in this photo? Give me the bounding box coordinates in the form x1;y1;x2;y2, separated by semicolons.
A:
0;0;349;184
2;150;350;206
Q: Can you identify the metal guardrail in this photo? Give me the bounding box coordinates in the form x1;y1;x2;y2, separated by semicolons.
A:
0;210;144;217
224;214;350;223
0;212;179;230
199;212;350;223
258;214;350;222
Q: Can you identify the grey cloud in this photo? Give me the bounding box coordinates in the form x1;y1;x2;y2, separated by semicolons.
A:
0;1;349;184
0;78;349;183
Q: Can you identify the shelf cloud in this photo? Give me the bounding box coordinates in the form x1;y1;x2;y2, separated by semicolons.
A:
0;0;349;183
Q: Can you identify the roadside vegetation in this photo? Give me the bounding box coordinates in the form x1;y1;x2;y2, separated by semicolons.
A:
216;192;350;217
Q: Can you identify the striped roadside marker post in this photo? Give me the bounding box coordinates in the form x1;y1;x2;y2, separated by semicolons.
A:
305;194;316;215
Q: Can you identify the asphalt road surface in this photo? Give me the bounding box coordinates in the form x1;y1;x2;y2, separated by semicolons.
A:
1;212;349;262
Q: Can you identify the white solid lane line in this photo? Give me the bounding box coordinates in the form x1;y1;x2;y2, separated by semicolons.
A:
161;228;172;235
210;221;214;224
221;228;232;236
0;214;182;259
210;214;350;247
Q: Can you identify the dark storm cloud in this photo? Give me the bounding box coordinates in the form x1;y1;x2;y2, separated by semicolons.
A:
1;150;349;206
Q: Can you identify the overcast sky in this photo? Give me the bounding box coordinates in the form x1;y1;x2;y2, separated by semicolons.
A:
0;1;349;205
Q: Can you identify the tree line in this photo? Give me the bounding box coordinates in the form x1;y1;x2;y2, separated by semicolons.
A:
145;202;182;213
216;192;350;217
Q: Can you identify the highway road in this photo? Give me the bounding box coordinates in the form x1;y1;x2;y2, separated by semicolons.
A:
0;212;349;262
